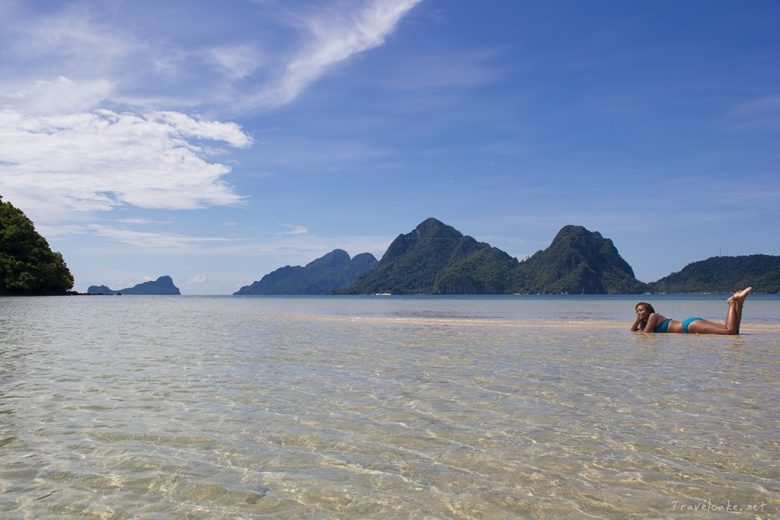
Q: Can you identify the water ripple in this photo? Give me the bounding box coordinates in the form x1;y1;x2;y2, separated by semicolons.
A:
1;295;778;518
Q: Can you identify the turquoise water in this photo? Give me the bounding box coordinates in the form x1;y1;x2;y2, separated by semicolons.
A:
1;295;778;518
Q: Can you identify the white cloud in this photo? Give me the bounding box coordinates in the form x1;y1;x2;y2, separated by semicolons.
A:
34;223;88;240
0;103;252;223
282;224;310;235
187;273;208;284
253;0;422;107
116;218;169;226
205;43;267;80
1;76;114;115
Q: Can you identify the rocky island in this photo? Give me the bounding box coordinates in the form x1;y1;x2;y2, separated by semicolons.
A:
87;276;181;295
235;249;378;295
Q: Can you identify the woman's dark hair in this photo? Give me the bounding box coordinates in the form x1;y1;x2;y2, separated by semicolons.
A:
635;302;655;314
635;302;655;329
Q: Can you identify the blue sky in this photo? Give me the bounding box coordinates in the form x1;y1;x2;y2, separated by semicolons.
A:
1;0;778;294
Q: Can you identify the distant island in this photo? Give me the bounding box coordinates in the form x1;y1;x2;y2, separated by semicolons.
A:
0;195;74;295
87;276;181;295
241;218;780;295
235;249;378;295
650;255;780;293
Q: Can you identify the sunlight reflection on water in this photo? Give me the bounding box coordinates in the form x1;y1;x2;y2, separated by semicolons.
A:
1;295;778;518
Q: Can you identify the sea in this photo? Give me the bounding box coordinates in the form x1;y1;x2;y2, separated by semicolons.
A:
1;294;778;519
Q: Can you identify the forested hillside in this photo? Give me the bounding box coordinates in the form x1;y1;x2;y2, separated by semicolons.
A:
0;196;74;295
650;255;780;293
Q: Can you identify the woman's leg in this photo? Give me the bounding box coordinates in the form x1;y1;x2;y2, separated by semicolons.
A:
727;286;752;334
686;287;752;335
686;315;734;335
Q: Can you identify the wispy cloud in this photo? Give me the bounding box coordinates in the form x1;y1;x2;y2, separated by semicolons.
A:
1;4;137;79
186;273;208;285
235;232;392;264
2;1;422;112
84;223;391;262
88;225;236;249
116;218;171;226
252;0;423;107
204;43;267;80
282;224;310;235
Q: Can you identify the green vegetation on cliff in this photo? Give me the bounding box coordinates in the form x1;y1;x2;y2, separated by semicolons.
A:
435;246;519;294
235;249;378;295
650;255;780;293
339;219;645;295
0;196;74;295
514;225;648;294
340;219;516;294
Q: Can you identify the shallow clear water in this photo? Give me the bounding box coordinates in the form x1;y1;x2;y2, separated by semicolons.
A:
1;295;778;519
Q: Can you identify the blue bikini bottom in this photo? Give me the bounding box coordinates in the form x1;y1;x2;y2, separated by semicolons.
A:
682;317;703;333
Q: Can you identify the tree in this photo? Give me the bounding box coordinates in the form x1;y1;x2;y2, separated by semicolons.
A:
0;197;74;295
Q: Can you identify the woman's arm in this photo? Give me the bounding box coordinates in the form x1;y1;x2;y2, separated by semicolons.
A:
643;313;665;333
630;318;644;331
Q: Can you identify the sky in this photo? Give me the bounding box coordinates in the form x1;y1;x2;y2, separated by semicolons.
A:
1;0;778;294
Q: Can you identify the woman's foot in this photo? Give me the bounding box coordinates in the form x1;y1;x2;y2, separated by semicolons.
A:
728;286;753;303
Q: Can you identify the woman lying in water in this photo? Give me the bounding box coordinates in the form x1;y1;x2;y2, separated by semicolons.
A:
631;287;752;335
